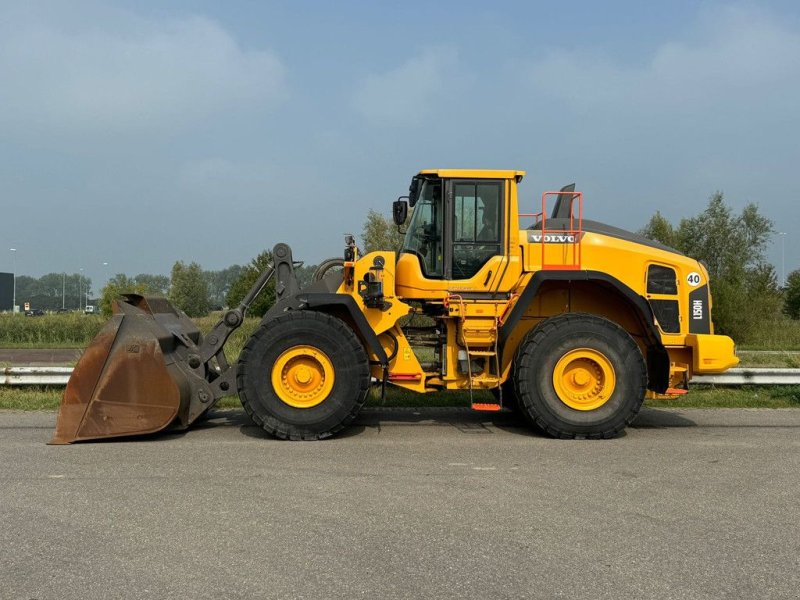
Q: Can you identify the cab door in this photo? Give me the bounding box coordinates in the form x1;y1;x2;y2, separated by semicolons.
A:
445;179;506;291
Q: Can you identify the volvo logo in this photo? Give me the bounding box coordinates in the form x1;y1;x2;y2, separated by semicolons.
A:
527;233;578;243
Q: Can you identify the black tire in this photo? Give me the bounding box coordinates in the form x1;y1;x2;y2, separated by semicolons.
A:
514;313;646;439
237;311;370;440
313;258;345;282
491;379;520;412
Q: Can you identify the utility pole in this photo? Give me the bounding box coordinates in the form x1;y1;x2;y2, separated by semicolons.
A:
62;272;66;310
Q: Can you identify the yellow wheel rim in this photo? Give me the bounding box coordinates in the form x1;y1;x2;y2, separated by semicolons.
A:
271;345;335;409
553;348;616;411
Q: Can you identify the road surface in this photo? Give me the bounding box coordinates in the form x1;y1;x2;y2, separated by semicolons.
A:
1;407;799;599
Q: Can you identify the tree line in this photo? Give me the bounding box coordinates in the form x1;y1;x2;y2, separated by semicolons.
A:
13;273;94;311
98;255;322;318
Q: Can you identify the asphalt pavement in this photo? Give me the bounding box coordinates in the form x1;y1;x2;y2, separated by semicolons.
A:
1;407;799;599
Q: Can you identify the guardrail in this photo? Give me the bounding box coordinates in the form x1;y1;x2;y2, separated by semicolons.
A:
693;368;800;385
2;367;73;386
3;366;800;387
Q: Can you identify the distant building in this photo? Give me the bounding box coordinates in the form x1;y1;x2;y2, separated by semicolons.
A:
0;272;12;311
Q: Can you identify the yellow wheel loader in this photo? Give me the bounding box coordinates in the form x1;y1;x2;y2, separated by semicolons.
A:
51;169;738;444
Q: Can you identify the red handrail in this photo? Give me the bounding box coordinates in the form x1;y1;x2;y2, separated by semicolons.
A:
538;190;583;271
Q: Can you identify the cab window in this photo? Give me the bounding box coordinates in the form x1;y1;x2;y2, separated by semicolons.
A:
452;181;502;279
400;179;444;277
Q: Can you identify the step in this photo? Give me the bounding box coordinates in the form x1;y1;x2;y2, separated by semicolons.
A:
471;402;502;412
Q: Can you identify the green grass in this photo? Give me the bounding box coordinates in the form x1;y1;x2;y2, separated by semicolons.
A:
0;313;104;346
4;385;799;411
737;351;800;368
0;387;63;410
738;316;800;350
646;385;800;408
193;314;260;365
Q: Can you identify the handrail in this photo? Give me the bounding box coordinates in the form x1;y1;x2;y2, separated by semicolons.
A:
539;190;583;271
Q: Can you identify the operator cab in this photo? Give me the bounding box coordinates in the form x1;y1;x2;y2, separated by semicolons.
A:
393;169;522;298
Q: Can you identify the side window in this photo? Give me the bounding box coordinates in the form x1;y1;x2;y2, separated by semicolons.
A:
647;264;680;333
647;265;677;294
452;181;502;280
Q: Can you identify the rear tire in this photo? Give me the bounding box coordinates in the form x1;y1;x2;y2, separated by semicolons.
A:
514;313;646;439
491;380;520;412
313;258;345;282
237;311;370;440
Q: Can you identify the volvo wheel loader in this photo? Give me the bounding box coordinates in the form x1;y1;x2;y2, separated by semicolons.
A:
51;169;738;444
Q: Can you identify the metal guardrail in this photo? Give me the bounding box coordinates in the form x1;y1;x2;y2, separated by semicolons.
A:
3;366;800;387
2;367;73;386
693;368;800;386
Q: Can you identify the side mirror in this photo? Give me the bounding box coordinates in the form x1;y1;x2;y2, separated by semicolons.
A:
393;199;408;225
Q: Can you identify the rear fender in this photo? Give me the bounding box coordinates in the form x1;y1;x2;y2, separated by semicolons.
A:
499;271;670;393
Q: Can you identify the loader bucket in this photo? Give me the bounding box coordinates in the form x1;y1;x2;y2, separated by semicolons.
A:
50;295;202;444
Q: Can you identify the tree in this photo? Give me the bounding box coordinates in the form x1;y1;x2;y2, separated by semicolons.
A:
641;192;779;342
13;272;90;311
133;274;170;296
204;265;245;309
225;251;275;317
169;261;210;317
294;263;319;289
785;270;800;320
99;274;150;317
361;209;405;253
639;211;677;248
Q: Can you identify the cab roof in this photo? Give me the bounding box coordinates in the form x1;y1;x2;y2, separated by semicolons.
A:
418;169;526;181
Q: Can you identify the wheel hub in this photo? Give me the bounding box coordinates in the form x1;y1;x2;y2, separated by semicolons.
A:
271;345;335;409
553;348;616;411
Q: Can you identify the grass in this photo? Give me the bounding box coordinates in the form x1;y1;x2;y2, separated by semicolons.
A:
193;314;261;365
0;387;63;410
4;385;799;412
738;316;800;351
0;313;104;347
647;385;800;408
737;351;800;368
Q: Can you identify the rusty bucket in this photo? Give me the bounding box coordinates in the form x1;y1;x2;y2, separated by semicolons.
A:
50;295;203;444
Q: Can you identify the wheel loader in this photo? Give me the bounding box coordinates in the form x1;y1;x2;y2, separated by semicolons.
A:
50;169;738;444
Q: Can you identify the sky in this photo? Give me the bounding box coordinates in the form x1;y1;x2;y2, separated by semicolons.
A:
1;0;799;291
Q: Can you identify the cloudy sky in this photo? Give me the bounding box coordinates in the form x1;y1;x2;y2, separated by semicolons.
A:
1;0;798;289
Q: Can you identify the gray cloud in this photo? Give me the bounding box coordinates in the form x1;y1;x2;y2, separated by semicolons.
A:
526;5;800;114
351;46;458;126
0;8;287;138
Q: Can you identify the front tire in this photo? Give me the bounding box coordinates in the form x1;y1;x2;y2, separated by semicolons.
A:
514;313;646;439
237;311;370;440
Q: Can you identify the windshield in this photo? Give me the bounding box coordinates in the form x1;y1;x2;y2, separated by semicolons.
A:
400;179;444;277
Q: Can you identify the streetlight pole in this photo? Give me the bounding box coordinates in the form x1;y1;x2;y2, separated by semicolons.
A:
62;272;66;310
778;232;787;288
9;248;16;313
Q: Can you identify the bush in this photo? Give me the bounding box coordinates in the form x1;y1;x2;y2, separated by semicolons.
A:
785;270;800;320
